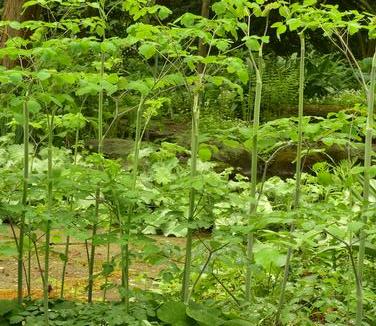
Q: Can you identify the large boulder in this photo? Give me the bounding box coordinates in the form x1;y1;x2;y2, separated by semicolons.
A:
86;138;135;158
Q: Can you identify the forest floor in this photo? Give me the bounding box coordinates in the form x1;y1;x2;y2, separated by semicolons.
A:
0;225;186;301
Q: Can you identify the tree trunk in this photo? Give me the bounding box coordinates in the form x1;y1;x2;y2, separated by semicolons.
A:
0;0;39;68
197;0;210;74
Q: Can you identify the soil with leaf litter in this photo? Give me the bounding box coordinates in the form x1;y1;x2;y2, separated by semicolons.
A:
0;225;186;301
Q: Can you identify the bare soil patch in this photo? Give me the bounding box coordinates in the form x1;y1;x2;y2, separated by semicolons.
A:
0;225;186;301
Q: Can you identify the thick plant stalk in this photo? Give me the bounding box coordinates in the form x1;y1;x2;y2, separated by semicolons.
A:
245;69;261;300
245;47;263;302
88;0;107;301
88;192;99;303
197;0;210;74
27;235;31;297
275;32;305;324
60;129;80;298
356;46;376;326
181;88;200;303
181;1;211;300
121;96;145;312
102;215;113;302
60;235;70;298
18;94;29;304
44;111;55;325
88;52;105;303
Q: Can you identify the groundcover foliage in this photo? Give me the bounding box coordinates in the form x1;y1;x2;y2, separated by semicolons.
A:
0;0;375;325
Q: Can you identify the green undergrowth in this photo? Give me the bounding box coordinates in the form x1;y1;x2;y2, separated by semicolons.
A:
0;296;253;326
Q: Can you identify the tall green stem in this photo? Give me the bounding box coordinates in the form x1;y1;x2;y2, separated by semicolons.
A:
18;93;30;304
356;46;376;326
245;48;263;301
44;111;55;325
180;4;211;300
60;236;69;298
181;88;200;303
102;216;113;302
27;234;31;297
275;32;305;324
60;129;79;299
121;96;145;312
88;52;105;303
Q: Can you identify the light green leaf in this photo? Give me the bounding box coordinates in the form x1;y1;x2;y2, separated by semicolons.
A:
279;6;290;18
157;302;190;326
9;21;21;30
198;147;212;161
88;2;100;9
139;43;156;59
27;99;42;113
186;304;224;326
287;18;302;31
181;13;196;27
36;70;51;81
158;6;172;20
245;38;260;52
254;245;285;269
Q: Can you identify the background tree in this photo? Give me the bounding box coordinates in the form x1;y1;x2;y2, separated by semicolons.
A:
0;0;39;68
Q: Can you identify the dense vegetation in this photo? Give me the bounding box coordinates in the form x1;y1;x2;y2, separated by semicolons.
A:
0;0;375;325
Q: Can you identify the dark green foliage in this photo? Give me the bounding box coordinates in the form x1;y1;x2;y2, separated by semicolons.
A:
0;298;255;326
305;50;355;98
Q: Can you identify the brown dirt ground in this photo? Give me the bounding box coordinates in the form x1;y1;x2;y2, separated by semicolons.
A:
0;225;186;302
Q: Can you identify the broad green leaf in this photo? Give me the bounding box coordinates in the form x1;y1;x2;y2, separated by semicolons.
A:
0;300;18;317
102;261;115;277
36;70;51;81
88;2;100;9
348;221;364;233
348;22;361;35
238;67;249;83
181;13;196;27
223;320;254;326
272;22;287;39
158;6;172;20
127;80;150;95
287;18;301;31
254;245;285;269
303;0;317;5
27;99;42;114
277;24;287;37
186;304;224;326
9;315;24;324
157;302;190;326
9;21;21;30
76;83;101;96
245;38;260;52
101;80;118;95
139;43;156;59
216;39;230;52
58;73;76;85
212;2;226;15
279;6;290;18
198;147;212;161
8;72;23;84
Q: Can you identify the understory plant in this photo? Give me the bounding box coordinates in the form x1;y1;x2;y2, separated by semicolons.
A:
0;0;375;325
